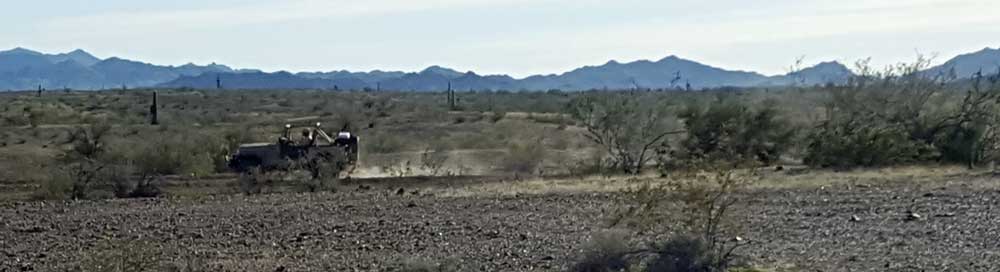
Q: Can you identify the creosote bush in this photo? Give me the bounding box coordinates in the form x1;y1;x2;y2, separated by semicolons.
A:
664;99;795;168
577;166;758;272
569;91;681;174
804;59;1000;168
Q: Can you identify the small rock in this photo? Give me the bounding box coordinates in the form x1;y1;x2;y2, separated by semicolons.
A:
905;212;922;221
922;192;935;197
406;202;417;208
934;212;957;218
850;215;862;222
396;188;405;195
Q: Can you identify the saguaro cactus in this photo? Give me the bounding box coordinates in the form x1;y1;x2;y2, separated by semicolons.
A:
150;91;159;125
447;81;456;110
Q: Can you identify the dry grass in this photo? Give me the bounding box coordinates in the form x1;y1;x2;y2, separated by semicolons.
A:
428;165;994;198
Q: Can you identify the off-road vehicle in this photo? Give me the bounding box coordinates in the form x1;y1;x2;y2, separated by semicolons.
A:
227;123;359;178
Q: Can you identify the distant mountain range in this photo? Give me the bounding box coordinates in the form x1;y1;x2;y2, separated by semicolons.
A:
2;47;999;91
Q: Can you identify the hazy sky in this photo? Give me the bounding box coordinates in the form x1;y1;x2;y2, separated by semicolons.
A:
2;0;998;77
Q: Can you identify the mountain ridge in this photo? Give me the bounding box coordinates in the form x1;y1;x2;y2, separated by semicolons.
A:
1;47;997;91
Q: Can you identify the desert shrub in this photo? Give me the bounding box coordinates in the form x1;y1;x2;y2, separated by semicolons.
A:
32;172;73;200
50;123;113;199
107;165;136;198
664;99;795;169
420;141;450;176
560;148;612;177
569;92;681;174
583;167;756;272
501;140;547;176
491;111;506;122
218;127;256;170
103;132;221;198
646;234;738;272
289;152;344;193
130;136;212;177
804;59;1000;168
932;71;1000;168
570;230;632;272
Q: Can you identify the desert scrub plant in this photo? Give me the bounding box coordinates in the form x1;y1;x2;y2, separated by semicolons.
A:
109;133;221;198
662;98;796;169
501;139;547;176
49;123;113;199
32;172;73;200
803;58;1000;168
581;166;758;272
569;229;632;272
490;110;506;123
569;91;683;174
420;141;450;176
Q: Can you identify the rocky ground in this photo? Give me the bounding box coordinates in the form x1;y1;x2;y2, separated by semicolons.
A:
2;174;1000;271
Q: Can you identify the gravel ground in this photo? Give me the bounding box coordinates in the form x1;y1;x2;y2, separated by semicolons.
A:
2;176;1000;271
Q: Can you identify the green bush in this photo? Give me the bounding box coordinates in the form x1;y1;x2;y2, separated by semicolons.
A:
666;99;795;168
803;60;1000;168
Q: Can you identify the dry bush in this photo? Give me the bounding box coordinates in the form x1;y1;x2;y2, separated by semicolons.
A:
290;152;344;193
491;110;506;123
569;229;632;272
569;92;681;174
501;139;547;176
804;58;1000;168
32;171;73;200
420;141;450;176
579;167;757;272
46;123;113;200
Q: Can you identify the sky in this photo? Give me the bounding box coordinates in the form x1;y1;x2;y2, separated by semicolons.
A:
1;0;999;77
